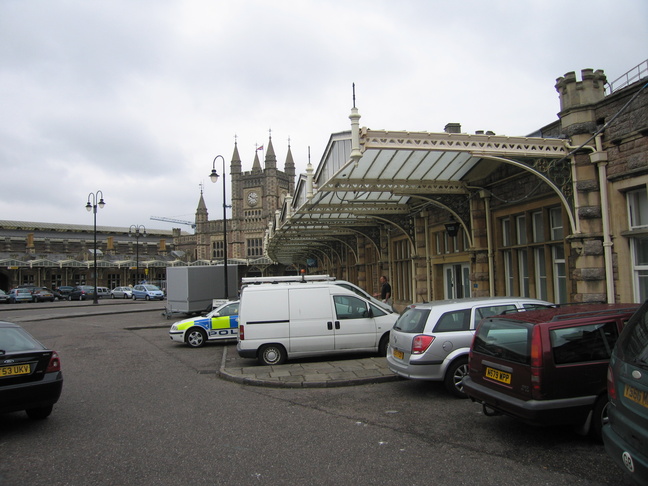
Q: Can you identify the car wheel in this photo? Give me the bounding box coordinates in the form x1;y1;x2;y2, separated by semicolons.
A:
145;295;151;301
591;395;609;442
78;295;83;301
378;333;389;357
123;294;128;299
444;357;470;398
26;405;53;420
258;344;287;366
67;295;72;301
111;294;115;299
186;328;207;348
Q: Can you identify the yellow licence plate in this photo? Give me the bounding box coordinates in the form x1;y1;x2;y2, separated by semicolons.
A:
0;364;31;377
393;349;404;360
485;367;512;385
624;384;648;408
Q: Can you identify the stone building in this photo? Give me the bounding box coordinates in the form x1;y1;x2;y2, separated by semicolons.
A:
267;61;648;308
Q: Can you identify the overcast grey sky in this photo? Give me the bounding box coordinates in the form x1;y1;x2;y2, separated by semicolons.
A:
1;0;646;232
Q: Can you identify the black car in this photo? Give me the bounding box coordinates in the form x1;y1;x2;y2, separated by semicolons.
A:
0;321;63;419
67;285;96;301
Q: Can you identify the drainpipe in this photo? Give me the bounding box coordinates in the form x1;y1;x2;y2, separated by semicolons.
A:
590;135;614;303
422;211;431;302
480;191;495;296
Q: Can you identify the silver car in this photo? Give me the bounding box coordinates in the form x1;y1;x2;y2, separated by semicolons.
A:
111;286;133;299
387;297;553;398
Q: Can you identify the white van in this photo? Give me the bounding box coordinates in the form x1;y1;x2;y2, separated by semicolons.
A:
237;282;398;365
240;275;395;313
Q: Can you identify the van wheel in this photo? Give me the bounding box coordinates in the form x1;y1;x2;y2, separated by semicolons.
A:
378;334;389;357
444;357;469;398
591;395;609;442
186;328;207;348
258;344;287;366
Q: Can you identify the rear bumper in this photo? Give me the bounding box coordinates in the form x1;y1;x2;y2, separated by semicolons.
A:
385;350;444;381
603;424;648;486
463;376;596;426
0;372;63;414
237;343;257;359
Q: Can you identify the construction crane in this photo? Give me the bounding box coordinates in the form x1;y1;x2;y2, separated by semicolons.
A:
150;216;196;229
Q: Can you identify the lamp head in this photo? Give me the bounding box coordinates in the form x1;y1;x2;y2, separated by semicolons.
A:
209;169;219;183
85;202;92;212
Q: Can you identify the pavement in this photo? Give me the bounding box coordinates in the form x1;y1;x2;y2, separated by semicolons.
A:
5;299;401;389
217;344;400;388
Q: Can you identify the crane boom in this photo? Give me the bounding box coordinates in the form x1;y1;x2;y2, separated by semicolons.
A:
150;216;196;229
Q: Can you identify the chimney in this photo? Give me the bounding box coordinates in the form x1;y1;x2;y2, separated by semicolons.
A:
444;123;461;134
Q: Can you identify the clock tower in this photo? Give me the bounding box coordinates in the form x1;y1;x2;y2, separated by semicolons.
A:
192;133;295;269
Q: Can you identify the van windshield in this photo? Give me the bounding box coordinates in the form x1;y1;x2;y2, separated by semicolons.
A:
473;319;533;364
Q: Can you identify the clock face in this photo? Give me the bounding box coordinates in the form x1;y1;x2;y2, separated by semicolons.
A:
247;192;259;207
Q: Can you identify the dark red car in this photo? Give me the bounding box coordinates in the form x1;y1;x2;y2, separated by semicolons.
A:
0;321;63;419
463;303;639;441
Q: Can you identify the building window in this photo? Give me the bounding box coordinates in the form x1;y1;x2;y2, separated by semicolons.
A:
516;215;527;245
503;250;513;296
534;248;548;301
629;188;648;229
518;249;529;297
212;241;224;259
550;207;564;240
532;211;544;243
393;238;411;302
246;238;263;257
107;274;120;288
553;245;567;303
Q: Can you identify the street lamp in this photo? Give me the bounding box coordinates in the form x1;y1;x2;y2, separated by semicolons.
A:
129;224;146;285
86;190;106;304
209;155;229;300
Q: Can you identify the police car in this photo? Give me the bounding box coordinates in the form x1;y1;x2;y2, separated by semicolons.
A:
169;300;239;348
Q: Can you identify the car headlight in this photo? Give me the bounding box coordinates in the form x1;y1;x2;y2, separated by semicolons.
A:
170;324;178;331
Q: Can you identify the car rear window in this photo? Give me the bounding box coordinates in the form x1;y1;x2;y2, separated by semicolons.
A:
550;321;619;364
0;328;42;353
394;307;431;333
472;319;533;364
617;303;648;368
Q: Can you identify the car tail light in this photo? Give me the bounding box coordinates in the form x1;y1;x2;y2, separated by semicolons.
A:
46;351;61;373
239;324;245;340
607;366;617;400
530;326;542;399
412;335;435;354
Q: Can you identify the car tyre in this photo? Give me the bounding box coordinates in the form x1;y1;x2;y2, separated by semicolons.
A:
258;344;287;366
378;333;389;357
186;328;207;348
145;295;151;301
591;395;608;442
26;405;53;420
67;295;72;301
444;356;470;398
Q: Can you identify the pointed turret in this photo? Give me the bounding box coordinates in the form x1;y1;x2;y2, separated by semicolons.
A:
231;140;242;175
252;151;262;173
265;135;277;169
285;140;296;195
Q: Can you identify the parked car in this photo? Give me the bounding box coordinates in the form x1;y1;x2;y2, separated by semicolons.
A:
57;286;74;298
31;288;55;303
169;300;239;348
0;290;9;304
67;286;96;301
0;321;63;419
132;284;165;301
237;282;398;365
46;288;65;301
604;300;648;484
96;287;111;299
8;288;33;304
463;303;639;441
386;297;553;397
111;286;133;299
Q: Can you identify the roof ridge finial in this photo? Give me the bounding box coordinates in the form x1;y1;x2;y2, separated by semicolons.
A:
352;82;356;108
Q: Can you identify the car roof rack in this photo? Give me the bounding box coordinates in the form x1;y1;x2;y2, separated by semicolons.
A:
241;275;336;285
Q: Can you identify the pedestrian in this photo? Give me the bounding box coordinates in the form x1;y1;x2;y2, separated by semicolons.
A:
373;275;392;304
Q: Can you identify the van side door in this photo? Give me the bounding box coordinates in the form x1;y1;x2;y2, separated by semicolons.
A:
288;287;335;353
332;294;378;351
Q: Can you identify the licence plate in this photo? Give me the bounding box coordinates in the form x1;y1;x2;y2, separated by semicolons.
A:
0;364;31;377
393;349;404;360
624;384;648;408
485;366;511;385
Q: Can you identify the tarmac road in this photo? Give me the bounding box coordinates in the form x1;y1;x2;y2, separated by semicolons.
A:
0;301;636;486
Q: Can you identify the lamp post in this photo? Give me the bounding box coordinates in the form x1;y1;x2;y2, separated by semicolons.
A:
129;224;146;286
86;191;106;304
209;155;229;300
